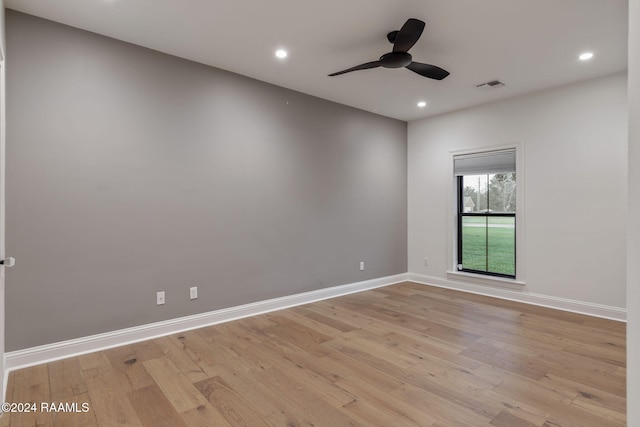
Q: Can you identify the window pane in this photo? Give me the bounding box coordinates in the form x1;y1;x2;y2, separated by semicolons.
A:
457;163;517;278
462;216;486;271
487;173;516;213
462;175;487;212
487;216;515;275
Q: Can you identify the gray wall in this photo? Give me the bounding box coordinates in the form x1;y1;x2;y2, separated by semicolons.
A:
4;11;407;351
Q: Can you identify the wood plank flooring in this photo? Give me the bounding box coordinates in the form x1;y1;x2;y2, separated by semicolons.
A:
0;282;626;426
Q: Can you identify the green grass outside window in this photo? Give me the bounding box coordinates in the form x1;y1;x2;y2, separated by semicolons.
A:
461;218;515;276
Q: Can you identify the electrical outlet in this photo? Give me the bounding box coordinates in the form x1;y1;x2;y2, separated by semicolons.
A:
424;258;429;267
157;291;165;305
190;286;198;300
359;261;365;271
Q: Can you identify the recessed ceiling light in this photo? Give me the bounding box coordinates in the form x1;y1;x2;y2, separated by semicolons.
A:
275;49;288;59
417;101;427;108
579;52;594;61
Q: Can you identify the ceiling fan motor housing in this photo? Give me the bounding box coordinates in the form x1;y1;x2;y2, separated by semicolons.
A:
379;52;413;68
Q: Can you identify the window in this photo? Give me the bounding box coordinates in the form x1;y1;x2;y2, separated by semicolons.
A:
454;149;516;278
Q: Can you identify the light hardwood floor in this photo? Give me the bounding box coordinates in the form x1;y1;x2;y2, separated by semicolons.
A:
0;282;626;426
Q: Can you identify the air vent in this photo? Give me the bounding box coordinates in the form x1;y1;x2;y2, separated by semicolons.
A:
475;80;506;90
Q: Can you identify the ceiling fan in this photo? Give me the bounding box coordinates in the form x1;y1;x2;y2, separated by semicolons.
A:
328;18;450;81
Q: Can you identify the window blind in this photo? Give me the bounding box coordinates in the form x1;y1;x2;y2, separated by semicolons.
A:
453;149;516;176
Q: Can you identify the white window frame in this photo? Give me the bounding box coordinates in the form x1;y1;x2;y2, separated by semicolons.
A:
447;143;525;287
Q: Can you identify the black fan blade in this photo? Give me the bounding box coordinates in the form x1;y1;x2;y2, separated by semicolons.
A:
406;62;450;80
328;61;382;76
393;19;425;53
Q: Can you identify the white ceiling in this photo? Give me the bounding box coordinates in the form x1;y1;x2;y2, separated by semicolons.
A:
4;0;628;121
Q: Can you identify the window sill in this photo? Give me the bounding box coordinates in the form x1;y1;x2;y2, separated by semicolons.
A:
446;270;525;288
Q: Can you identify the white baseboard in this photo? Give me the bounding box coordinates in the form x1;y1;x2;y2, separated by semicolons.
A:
4;273;409;373
4;271;626;376
407;273;626;322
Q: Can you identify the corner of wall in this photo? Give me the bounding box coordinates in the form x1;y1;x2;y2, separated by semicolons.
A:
627;0;639;424
0;0;7;408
